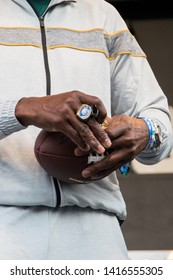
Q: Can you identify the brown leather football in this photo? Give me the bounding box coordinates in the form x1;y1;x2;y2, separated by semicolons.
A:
34;130;107;184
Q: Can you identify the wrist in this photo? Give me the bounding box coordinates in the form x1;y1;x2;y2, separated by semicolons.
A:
138;117;162;150
15;97;34;127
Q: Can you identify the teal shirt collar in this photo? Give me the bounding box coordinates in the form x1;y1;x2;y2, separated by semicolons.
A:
26;0;77;17
26;0;52;17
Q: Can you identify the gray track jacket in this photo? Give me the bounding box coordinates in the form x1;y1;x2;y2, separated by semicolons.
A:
0;0;172;221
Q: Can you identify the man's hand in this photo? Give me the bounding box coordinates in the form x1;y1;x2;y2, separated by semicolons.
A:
15;91;112;153
75;115;149;180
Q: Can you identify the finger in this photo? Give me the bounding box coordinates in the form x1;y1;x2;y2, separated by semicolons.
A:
73;116;112;156
62;123;90;152
91;158;129;180
77;123;106;154
105;124;125;140
74;147;90;156
70;117;106;154
87;117;112;149
79;94;107;124
90;166;117;180
82;152;115;178
82;149;127;178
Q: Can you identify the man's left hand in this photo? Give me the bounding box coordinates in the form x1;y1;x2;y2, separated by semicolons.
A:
75;115;149;180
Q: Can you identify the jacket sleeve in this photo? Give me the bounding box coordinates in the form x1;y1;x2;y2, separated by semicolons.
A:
0;98;26;140
104;3;173;165
110;45;173;165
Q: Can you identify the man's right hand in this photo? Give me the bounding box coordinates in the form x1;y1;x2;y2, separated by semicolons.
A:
15;90;112;153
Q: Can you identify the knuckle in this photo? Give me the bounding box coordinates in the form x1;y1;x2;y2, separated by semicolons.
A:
87;116;97;126
98;129;108;140
74;90;81;95
79;124;100;148
80;124;90;135
92;96;101;105
65;98;76;109
49;112;60;123
58;105;70;119
72;90;82;98
71;129;80;140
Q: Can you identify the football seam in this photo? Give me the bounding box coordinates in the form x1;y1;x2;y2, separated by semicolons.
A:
38;152;82;159
36;132;49;151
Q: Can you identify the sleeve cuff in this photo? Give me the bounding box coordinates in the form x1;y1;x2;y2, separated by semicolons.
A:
0;98;26;139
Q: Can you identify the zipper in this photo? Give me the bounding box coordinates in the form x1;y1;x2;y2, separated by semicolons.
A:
31;2;70;96
39;12;61;207
39;3;64;96
39;16;51;96
36;3;74;207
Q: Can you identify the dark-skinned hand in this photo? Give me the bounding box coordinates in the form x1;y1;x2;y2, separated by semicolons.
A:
75;115;149;180
15;90;112;153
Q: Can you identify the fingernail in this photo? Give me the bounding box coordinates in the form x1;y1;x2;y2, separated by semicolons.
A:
97;144;105;154
82;170;91;178
104;138;112;148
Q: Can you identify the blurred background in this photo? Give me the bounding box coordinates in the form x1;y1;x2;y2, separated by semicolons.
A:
107;0;173;259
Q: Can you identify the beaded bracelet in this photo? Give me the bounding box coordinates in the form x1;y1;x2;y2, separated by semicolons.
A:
138;117;156;149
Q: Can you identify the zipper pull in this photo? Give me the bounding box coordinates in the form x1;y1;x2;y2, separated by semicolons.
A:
39;16;44;28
